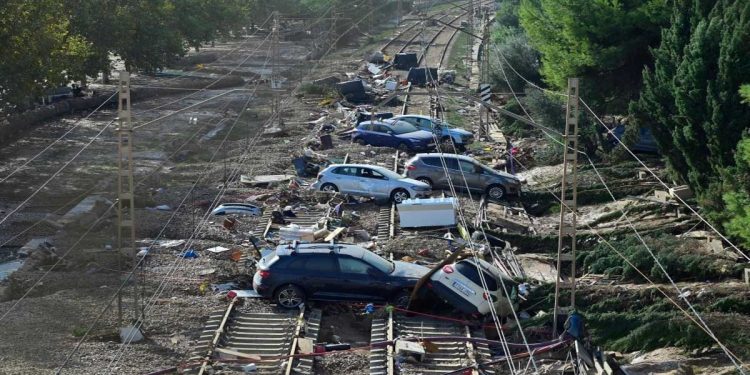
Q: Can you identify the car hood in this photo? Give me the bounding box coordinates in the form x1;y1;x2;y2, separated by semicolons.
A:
397;130;435;141
399;177;430;188
391;261;430;279
487;169;521;182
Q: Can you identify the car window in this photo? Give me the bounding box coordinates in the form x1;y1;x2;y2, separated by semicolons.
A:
304;256;337;272
390;121;419;135
459;160;476;174
399;117;417;126
375;125;390;133
359;168;385;179
284;257;306;270
359;123;373;131
422;157;441;167
455;261;498;291
444;158;460;170
333;166;356;176
338;257;373;275
363;252;394;273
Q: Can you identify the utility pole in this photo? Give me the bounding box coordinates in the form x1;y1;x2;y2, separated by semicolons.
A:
116;71;140;325
267;12;283;134
397;0;402;26
552;78;580;337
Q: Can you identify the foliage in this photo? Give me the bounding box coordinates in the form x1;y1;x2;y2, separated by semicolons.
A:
519;0;669;112
742;85;750;104
578;232;740;282
489;33;540;92
630;0;750;202
0;0;90;111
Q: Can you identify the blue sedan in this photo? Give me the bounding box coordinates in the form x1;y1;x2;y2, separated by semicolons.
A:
351;120;436;152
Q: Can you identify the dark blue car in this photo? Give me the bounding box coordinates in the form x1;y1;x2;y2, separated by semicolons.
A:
253;243;429;308
351;120;435;152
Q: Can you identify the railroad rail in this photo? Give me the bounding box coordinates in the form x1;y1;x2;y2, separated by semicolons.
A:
370;313;497;375
376;151;402;240
185;302;322;374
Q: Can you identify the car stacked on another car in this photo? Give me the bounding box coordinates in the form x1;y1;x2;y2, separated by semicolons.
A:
253;243;430;308
311;163;431;203
405;153;523;200
391;115;474;151
429;257;519;317
351;120;436;152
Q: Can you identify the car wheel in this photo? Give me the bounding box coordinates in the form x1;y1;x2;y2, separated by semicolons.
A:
391;188;410;203
354;137;367;146
321;183;338;193
275;284;305;309
397;142;410;152
487;185;506;200
416;177;432;187
392;290;412;309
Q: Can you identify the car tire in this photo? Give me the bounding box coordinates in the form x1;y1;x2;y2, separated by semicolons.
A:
320;183;338;193
354;137;367;146
397;142;410;152
275;284;305;309
391;188;410;203
391;290;412;309
416;177;432;187
487;185;506;200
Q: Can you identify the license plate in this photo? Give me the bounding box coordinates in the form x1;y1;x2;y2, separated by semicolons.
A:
452;280;475;297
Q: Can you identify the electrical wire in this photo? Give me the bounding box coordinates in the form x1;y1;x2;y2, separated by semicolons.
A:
490;40;747;373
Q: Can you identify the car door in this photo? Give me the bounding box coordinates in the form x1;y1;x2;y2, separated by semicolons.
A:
329;166;360;194
457;160;482;192
336;256;387;301
296;255;343;300
374;124;397;147
360;167;392;198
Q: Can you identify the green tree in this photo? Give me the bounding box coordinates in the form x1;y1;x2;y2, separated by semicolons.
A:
518;0;669;112
0;0;89;111
630;0;750;199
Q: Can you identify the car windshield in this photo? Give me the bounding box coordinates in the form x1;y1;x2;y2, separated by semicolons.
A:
363;251;395;273
389;121;418;135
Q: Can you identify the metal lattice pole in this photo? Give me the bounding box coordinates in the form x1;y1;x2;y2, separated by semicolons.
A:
552;78;580;337
116;71;140;324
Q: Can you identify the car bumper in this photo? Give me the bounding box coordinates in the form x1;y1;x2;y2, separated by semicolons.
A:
252;273;272;297
430;280;483;315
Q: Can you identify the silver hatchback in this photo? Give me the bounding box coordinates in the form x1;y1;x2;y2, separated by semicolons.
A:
405;153;522;200
311;164;431;203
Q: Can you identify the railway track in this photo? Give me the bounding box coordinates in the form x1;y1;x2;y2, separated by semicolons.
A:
185;301;322;374
369;313;497;375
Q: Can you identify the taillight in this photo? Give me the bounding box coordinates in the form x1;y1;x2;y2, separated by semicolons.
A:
259;270;271;278
407;165;416;171
483;292;489;301
426;282;433;289
442;265;454;273
227;290;237;299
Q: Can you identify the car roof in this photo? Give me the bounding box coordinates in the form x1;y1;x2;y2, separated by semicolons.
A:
394;114;431;120
457;258;515;283
415;153;476;162
275;242;367;259
325;163;390;172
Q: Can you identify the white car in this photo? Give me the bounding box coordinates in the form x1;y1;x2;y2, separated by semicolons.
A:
311;164;431;203
211;203;262;216
430;258;518;317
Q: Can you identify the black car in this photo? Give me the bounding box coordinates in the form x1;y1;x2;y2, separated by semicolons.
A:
253;243;429;308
